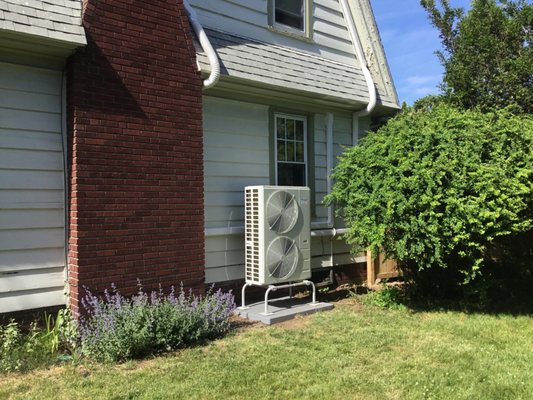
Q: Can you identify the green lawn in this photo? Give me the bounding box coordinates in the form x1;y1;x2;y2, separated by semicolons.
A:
1;298;532;400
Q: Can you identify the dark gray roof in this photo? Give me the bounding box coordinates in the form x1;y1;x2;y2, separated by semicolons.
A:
0;0;86;45
197;28;372;105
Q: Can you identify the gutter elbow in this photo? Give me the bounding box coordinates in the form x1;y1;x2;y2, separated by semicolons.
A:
355;68;377;117
183;0;220;89
339;0;377;117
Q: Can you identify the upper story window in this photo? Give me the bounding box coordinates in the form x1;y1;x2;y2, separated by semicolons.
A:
269;0;312;39
275;114;307;186
275;0;305;30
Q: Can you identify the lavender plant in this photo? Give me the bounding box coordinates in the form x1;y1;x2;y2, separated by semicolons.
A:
78;283;235;362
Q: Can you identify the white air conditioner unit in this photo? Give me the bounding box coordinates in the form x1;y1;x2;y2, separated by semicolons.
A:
245;185;311;286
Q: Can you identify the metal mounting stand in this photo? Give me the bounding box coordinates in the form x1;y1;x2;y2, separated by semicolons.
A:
238;280;319;316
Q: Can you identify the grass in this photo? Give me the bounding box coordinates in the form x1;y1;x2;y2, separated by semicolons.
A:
1;297;532;400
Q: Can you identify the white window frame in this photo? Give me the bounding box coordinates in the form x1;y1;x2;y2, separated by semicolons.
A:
268;0;313;40
274;113;308;187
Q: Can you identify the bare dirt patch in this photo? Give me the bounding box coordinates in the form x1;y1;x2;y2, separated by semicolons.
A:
274;314;310;330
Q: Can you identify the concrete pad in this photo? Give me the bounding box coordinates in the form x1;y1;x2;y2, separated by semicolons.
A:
234;296;334;325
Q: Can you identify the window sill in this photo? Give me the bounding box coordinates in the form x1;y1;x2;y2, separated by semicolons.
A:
268;25;314;43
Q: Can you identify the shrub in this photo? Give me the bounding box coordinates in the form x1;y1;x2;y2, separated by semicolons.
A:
358;284;406;310
327;104;533;296
78;284;235;362
0;312;75;373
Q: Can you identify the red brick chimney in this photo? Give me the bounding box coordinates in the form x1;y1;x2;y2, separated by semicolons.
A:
67;0;204;315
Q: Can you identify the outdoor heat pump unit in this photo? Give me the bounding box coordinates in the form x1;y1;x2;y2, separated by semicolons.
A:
245;185;311;286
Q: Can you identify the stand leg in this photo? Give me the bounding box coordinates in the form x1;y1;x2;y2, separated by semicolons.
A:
305;280;319;306
238;283;250;310
261;285;276;315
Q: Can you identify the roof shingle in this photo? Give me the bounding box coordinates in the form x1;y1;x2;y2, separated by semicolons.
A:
196;29;371;105
0;0;85;45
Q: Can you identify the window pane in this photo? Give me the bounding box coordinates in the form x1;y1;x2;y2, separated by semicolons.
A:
277;140;286;161
286;119;295;140
278;163;306;186
276;118;285;139
275;0;304;30
295;142;304;162
286;141;295;161
295;120;304;141
276;0;303;15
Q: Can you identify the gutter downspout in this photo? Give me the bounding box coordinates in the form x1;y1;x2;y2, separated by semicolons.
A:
311;113;334;231
313;0;377;237
61;71;69;305
183;0;220;89
339;0;377;145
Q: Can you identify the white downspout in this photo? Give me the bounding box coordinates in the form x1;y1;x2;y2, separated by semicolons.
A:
325;112;335;228
183;0;220;89
61;71;69;305
311;113;335;231
339;0;377;145
313;1;376;235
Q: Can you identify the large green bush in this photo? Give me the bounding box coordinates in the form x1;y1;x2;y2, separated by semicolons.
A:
327;104;533;294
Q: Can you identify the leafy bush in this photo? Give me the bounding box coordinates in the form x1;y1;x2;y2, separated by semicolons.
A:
327;104;533;295
78;284;235;362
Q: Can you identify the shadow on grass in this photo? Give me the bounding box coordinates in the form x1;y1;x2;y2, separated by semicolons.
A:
379;280;533;317
316;279;533;317
405;289;533;317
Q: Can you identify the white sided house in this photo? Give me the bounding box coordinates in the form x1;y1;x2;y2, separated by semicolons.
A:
0;0;399;314
0;0;86;313
190;0;400;285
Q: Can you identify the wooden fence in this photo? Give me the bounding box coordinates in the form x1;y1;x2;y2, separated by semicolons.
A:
366;250;401;286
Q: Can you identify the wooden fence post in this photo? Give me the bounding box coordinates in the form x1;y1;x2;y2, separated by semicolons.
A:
366;249;376;286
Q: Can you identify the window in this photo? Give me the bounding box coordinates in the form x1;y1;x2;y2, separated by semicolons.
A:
269;0;312;38
275;0;305;30
275;114;307;186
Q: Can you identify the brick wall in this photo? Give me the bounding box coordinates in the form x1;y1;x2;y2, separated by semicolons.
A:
67;0;204;315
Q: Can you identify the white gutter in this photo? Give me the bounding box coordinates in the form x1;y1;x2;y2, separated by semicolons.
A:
183;0;220;89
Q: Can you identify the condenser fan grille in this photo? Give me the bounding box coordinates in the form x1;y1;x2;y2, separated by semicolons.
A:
266;236;298;279
267;190;299;234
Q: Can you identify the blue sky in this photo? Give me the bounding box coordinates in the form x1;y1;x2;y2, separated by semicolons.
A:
372;0;471;105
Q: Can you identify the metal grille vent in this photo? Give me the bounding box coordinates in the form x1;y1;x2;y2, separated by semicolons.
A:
266;190;298;234
266;236;298;279
245;188;260;282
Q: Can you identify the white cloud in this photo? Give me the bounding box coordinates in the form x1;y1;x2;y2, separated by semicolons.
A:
406;75;441;86
413;85;440;96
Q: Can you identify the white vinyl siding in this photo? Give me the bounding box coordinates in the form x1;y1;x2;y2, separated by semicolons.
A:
0;62;66;313
189;0;355;65
204;96;363;283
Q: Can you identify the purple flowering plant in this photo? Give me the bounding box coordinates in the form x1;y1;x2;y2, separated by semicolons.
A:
78;281;235;362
